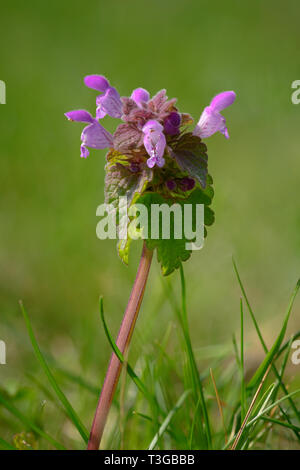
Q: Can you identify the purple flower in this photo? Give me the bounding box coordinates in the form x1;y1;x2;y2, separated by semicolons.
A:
84;75;110;92
84;75;123;119
142;120;166;168
130;161;140;173
65;110;113;158
95;87;123;119
164;111;181;135
166;179;177;191
178;177;195;192
193;91;236;139
131;88;150;107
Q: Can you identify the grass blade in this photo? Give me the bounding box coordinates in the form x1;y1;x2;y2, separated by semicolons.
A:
0;436;16;450
230;364;272;450
148;390;190;450
277;330;300;358
19;301;89;444
99;297;158;408
225;388;300;449
240;299;246;421
0;392;65;450
163;276;207;447
246;389;300;428
259;416;300;433
247;279;300;389
179;264;212;449
210;368;227;444
232;259;300;421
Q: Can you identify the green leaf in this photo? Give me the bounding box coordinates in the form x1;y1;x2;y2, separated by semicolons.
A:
137;188;214;276
170;132;208;189
105;163;152;214
105;152;153;263
117;237;133;266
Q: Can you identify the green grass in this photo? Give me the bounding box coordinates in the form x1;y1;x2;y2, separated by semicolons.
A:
0;262;299;450
1;0;300;451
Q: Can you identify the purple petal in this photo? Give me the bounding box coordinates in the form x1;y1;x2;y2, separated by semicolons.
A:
142;119;163;133
164;121;179;136
167;111;181;127
179;177;195;191
164;112;181;135
131;88;150;106
166;179;177;191
80;144;90;158
65;110;94;123
156;156;166;168
84;75;110;92
210;91;236;112
146;156;156;168
96;87;123;119
193;107;228;139
143;129;166;168
96;106;107;119
130;162;140;173
81;121;113;149
220;125;230;139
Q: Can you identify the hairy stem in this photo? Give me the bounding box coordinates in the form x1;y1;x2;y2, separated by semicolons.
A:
87;242;153;450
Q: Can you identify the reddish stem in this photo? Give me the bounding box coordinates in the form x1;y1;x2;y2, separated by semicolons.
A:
87;242;153;450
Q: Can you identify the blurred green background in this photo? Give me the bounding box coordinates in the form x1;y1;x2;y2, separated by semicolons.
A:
0;0;299;447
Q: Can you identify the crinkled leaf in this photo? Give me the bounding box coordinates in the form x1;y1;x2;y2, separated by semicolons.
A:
105;160;152;214
113;123;143;153
105;152;153;263
171;132;208;189
134;188;214;276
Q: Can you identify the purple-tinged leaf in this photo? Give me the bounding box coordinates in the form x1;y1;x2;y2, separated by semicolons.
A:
113;123;143;153
170;133;208;189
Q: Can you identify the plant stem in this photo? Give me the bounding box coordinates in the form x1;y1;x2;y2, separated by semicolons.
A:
87;242;153;450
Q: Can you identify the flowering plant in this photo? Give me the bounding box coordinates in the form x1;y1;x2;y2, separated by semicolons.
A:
65;76;235;449
66;76;235;275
